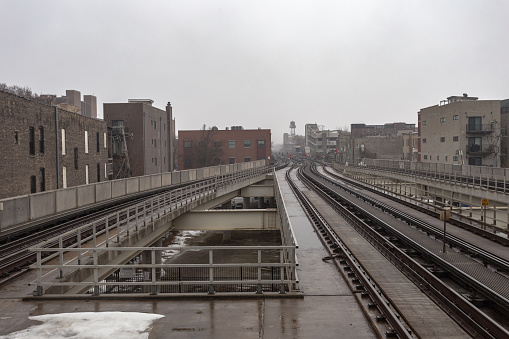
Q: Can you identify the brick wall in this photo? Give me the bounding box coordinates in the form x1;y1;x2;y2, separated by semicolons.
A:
0;90;108;199
178;129;271;169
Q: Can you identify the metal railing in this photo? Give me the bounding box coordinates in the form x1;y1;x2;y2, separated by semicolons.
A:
31;246;297;296
29;166;299;295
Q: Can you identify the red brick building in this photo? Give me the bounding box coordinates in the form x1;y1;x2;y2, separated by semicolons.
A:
178;127;271;170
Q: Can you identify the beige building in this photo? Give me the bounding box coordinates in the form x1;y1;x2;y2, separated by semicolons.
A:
418;94;502;166
402;131;418;161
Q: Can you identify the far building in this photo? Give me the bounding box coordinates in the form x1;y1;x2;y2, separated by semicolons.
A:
418;94;504;166
178;126;271;170
304;124;339;158
283;121;305;155
104;99;175;178
350;122;416;163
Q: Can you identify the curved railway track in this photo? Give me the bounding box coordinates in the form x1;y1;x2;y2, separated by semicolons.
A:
1;163;287;285
288;161;509;338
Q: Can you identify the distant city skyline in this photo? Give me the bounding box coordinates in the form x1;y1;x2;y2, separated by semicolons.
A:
1;0;508;144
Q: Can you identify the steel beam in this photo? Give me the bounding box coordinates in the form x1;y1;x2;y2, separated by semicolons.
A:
173;209;278;230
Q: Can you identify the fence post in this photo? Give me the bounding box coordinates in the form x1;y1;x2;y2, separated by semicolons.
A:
58;236;64;279
256;249;263;294
105;216;109;247
93;249;99;296
208;249;215;294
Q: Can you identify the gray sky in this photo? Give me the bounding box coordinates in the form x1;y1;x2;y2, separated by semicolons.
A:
1;0;508;144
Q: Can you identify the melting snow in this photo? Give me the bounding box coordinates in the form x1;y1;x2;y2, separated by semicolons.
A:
1;312;164;339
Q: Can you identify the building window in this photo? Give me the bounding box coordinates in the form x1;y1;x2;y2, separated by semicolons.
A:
74;148;79;169
154;121;157;129
445;156;448;161
184;141;191;148
154;139;157;148
29;127;35;155
422;121;427;125
440;137;445;142
258;140;265;147
112;120;124;127
244;140;251;148
424;155;428;160
104;132;107;148
155;158;157;166
85;131;89;154
97;163;101;182
30;175;36;193
422;138;426;143
213;140;220;147
453;136;459;142
440;117;445;123
453;156;459;161
244;157;251;162
468;116;482;131
14;131;19;144
184;157;191;168
61;129;66;155
229;157;235;164
38;127;44;153
229;140;235;148
96;132;100;152
437;156;439;161
85;164;89;184
453;115;459;120
39;168;45;192
62;166;67;188
104;163;107;178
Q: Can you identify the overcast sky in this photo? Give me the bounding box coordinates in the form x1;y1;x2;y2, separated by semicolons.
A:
1;0;508;143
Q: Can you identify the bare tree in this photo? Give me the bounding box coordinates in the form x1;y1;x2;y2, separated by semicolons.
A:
183;125;224;169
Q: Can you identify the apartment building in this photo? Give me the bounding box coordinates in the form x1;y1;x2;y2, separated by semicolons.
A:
418;94;502;166
104;99;175;178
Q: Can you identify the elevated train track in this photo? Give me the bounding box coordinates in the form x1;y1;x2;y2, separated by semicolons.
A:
1;163;287;285
287;160;509;338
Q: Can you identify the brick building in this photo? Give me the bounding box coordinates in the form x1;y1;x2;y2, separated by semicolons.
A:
0;90;108;199
351;122;415;138
178;127;271;170
104;99;175;178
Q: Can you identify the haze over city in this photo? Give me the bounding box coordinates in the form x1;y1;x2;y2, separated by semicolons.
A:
1;0;508;143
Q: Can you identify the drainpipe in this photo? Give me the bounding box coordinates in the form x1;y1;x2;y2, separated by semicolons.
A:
160;116;162;173
55;107;60;189
143;111;146;175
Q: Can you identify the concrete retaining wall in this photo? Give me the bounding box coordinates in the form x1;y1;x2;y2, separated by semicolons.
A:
0;196;29;230
0;160;267;231
30;191;55;220
77;185;95;207
56;188;77;213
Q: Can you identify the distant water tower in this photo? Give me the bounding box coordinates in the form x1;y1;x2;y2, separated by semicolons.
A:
290;121;296;136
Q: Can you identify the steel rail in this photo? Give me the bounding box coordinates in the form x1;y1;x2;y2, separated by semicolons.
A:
304;163;509;338
286;166;413;339
301;163;509;338
319;166;509;270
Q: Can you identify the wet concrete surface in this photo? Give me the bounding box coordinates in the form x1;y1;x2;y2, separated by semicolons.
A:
0;169;376;338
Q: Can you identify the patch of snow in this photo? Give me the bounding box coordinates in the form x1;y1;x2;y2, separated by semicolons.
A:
0;312;164;339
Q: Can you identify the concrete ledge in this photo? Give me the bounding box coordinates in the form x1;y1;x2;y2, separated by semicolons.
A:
29;191;55;220
0;196;29;229
23;291;304;301
77;185;95;207
56;187;77;213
